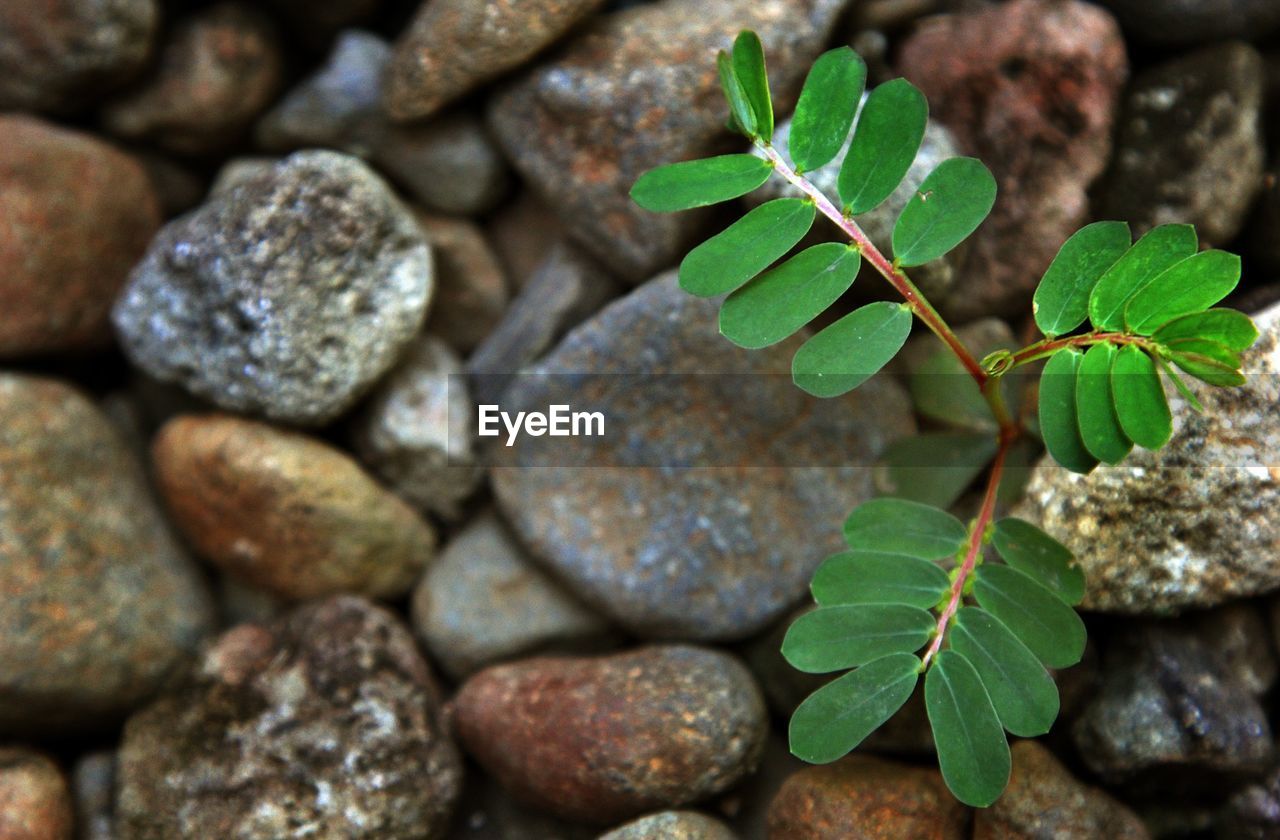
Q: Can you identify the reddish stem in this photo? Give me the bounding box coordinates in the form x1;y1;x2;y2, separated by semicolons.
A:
1005;331;1154;370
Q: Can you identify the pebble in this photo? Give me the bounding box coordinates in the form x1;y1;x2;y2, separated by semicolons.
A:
417;214;510;353
101;2;283;156
71;752;115;840
898;0;1127;321
766;755;967;839
491;273;913;640
386;0;610;121
487;192;566;287
452;646;767;825
377;112;512;216
113;150;432;426
487;0;854;280
1098;0;1280;45
0;115;161;357
0;748;74;840
0;375;213;735
0;0;158;113
1016;301;1280;614
1218;765;1280;838
597;811;738;840
1100;42;1264;246
411;510;614;680
152;413;436;601
116;597;463;839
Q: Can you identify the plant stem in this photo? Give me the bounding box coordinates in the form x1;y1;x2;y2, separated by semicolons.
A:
1004;331;1155;371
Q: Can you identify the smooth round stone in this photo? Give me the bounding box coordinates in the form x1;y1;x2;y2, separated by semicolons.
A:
0;748;74;840
597;811;738;839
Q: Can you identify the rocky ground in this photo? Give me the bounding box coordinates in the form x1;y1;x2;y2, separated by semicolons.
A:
2;0;1280;837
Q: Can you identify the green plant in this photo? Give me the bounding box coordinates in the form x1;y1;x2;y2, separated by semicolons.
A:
631;32;1258;807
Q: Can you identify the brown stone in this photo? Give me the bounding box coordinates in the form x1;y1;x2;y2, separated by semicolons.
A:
0;748;74;840
417;214;510;353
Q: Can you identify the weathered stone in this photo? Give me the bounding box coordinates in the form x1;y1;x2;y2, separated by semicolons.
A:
487;0;852;280
113;150;432;426
376;112;511;216
102;3;282;156
0;375;213;734
491;274;913;640
387;0;609;121
0;115;160;357
1218;764;1280;838
597;811;738;840
898;0;1126;321
1016;302;1280;614
153;413;435;601
1100;42;1264;245
0;748;74;840
418;214;510;353
766;755;967;839
1099;0;1280;45
0;0;158;113
411;511;613;680
453;646;767;825
116;597;462;840
487;192;566;287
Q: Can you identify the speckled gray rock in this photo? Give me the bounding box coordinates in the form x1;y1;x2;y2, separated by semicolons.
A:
411;511;613;680
1100;42;1264;245
378;112;511;216
453;646;767;825
113;150;432;426
351;336;482;521
1218;765;1280;838
487;0;853;280
750;102;963;302
1016;301;1280;614
0;0;158;113
1072;609;1275;790
491;273;913;640
598;811;738;840
0;375;213;735
1099;0;1280;45
116;597;463;840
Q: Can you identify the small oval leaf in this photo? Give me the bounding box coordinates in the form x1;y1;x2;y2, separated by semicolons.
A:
1153;309;1258;353
679;198;815;297
781;604;935;673
789;652;920;763
892;157;996;267
1088;224;1196;331
1125;250;1241;335
789;47;866;173
1076;343;1132;465
717;50;756;138
1111;345;1173;449
630;154;773;213
732;30;772;142
792;301;912;397
720;243;860;349
1039;349;1098;474
838;78;928;214
1033;221;1131;337
973;565;1086;670
843;497;968;559
876;432;998;509
925;650;1011;808
1168;345;1246;387
991;518;1084;605
811;550;951;608
950;607;1060;737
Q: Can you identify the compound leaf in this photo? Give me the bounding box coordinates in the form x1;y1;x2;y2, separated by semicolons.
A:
876;432;998;509
1125;250;1240;335
1111;344;1172;449
1168;345;1246;387
679;198;814;297
790;47;866;173
1159;356;1205;412
781;604;934;673
717;50;756;138
838;78;928;214
732;30;773;142
1088;224;1196;331
893;157;996;267
925;650;1010;808
720;243;860;349
811;550;950;608
792;301;912;397
1033;221;1131;337
844;497;968;559
991;518;1084;605
789;652;920;763
1153;309;1258;352
1076;343;1132;465
951;607;1060;737
973;565;1086;669
1039;349;1098;474
630;154;773;212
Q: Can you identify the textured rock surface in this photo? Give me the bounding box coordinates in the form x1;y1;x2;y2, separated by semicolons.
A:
0;0;158;112
487;0;852;280
973;741;1149;839
1099;0;1280;45
1218;764;1280;838
418;214;510;353
766;755;967;839
1017;301;1280;613
113;150;432;425
898;0;1127;321
0;115;161;356
491;274;913;640
350;336;482;522
387;0;609;121
377;112;511;216
116;597;462;840
0;748;74;840
0;375;213;734
453;646;767;825
598;811;738;840
1101;42;1264;245
411;511;613;680
153;413;435;601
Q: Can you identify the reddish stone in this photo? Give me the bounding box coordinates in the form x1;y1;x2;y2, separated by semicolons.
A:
0;748;74;840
